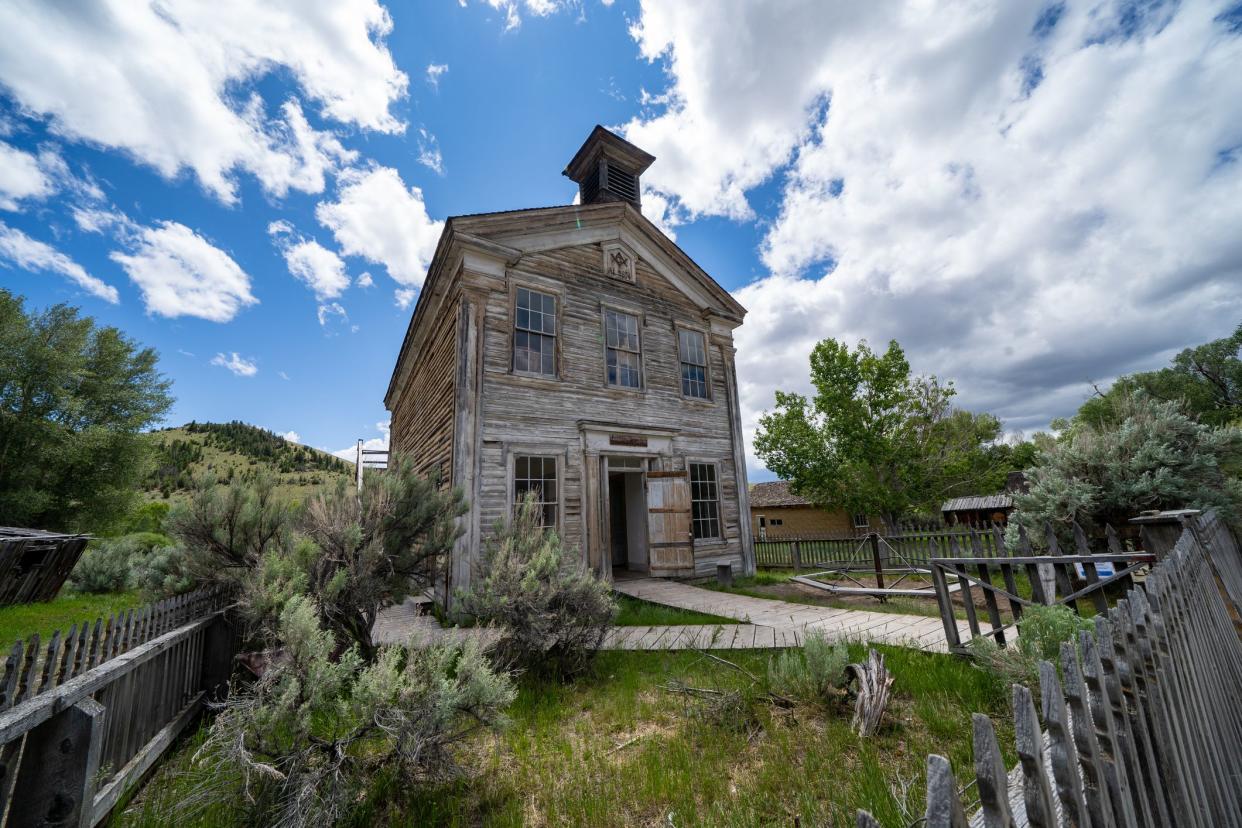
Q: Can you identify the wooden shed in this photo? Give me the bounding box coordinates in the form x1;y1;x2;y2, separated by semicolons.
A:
385;126;755;604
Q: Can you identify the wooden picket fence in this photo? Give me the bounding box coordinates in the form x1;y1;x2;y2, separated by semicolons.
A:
755;526;1006;571
0;528;90;606
0;589;237;827
858;511;1242;827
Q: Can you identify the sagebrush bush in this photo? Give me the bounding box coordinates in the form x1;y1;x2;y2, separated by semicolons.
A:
68;537;139;593
969;603;1093;687
458;493;617;677
130;543;196;598
767;630;850;706
188;597;514;826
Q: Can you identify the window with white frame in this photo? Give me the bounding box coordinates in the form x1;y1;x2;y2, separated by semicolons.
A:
678;329;709;398
689;462;721;540
853;513;869;530
604;309;641;388
513;455;558;528
513;287;556;376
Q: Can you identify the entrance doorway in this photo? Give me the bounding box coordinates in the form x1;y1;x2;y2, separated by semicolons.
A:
606;458;648;573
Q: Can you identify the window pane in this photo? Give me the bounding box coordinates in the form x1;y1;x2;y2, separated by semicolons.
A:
514;288;556;375
514;455;557;529
689;463;720;540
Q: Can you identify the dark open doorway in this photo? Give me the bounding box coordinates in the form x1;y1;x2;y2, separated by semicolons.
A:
608;467;648;573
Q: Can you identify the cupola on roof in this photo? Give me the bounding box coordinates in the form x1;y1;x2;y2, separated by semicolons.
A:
562;125;655;211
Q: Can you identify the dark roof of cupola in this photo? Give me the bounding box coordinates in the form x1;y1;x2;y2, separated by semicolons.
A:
563;125;655;210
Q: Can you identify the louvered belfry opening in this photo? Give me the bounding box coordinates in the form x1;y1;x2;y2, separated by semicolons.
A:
563;125;656;212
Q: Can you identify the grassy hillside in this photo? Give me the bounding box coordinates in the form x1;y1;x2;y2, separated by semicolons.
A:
144;421;353;503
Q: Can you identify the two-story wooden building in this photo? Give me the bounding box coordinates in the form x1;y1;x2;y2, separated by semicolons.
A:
385;126;755;602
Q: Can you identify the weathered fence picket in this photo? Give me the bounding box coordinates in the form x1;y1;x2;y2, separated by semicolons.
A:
857;511;1242;827
0;588;236;827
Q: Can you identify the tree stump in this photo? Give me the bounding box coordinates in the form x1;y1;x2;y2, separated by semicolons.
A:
846;649;894;737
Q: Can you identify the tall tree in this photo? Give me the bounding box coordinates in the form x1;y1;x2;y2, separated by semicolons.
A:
0;290;172;532
754;339;1008;524
1077;323;1242;428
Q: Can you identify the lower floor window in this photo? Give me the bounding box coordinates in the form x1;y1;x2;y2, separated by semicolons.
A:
689;462;721;540
514;455;557;528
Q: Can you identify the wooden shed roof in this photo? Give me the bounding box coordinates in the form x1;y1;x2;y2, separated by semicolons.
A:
749;481;814;509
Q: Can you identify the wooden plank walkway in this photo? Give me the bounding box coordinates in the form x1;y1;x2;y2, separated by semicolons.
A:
612;577;976;653
372;579;979;653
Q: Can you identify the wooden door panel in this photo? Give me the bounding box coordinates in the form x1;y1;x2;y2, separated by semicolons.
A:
647;471;693;573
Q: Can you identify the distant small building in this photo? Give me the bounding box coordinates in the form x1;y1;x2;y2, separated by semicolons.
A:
749;481;882;539
940;494;1014;526
940;472;1026;526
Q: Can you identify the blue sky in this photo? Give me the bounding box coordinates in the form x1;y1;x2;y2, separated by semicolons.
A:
1;0;1240;475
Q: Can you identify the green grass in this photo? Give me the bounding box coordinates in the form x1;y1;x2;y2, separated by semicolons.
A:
613;594;737;626
117;645;1012;827
0;590;145;647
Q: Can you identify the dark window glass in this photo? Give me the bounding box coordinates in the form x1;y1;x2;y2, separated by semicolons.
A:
513;287;556;376
604;309;641;388
514;455;558;528
689;462;721;540
679;329;709;398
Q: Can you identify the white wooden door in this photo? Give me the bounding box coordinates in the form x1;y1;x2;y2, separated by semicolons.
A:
646;471;694;574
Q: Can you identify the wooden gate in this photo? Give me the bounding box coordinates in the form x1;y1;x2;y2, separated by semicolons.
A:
646;470;694;576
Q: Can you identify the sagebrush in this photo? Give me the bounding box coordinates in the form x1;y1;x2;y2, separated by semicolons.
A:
457;493;617;677
968;603;1093;686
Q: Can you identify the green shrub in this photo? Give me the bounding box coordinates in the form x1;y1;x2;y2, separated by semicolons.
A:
130;544;196;598
68;538;139;594
767;630;850;706
187;597;515;826
968;603;1093;686
457;493;617;677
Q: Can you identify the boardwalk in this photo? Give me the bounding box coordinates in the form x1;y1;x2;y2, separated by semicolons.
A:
612;577;974;653
373;578;975;653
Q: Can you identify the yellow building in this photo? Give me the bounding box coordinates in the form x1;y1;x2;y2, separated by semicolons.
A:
748;481;882;539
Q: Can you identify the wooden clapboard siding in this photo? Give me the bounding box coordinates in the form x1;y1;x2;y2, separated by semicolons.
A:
389;287;459;485
385;198;753;600
472;242;746;577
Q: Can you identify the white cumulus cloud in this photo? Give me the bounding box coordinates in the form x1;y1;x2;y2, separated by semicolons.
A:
279;430;301;443
0;220;119;302
0;141;56;210
615;0;1242;475
268;220;350;308
111;221;257;322
316;165;443;302
0;0;405;203
211;352;258;377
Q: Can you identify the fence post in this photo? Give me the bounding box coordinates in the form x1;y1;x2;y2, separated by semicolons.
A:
869;533;886;600
791;541;802;573
11;697;104;828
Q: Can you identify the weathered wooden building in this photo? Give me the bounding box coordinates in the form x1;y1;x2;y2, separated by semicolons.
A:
385;126;754;602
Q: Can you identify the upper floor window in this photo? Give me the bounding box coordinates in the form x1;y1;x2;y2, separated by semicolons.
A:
678;329;709;399
604;309;641;388
513;287;556;376
689;462;721;540
514;455;557;528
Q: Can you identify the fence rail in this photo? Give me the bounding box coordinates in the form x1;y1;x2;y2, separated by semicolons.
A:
858;510;1242;827
0;528;90;606
0;589;236;827
755;526;1007;571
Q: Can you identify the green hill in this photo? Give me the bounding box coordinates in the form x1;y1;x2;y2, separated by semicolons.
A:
143;421;353;502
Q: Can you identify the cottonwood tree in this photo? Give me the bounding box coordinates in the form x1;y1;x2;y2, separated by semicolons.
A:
1077;322;1241;428
754;338;1011;525
0;290;172;531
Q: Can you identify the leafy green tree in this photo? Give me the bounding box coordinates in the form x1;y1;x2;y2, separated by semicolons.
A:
0;291;172;532
1010;391;1242;543
754;339;1009;524
1078;323;1241;428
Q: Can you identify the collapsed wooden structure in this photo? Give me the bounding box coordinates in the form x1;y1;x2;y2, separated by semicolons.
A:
858;510;1242;827
0;527;90;606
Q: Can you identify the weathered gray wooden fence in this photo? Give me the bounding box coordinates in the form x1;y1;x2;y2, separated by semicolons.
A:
755;526;1007;571
0;528;90;606
0;589;236;827
859;511;1242;827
